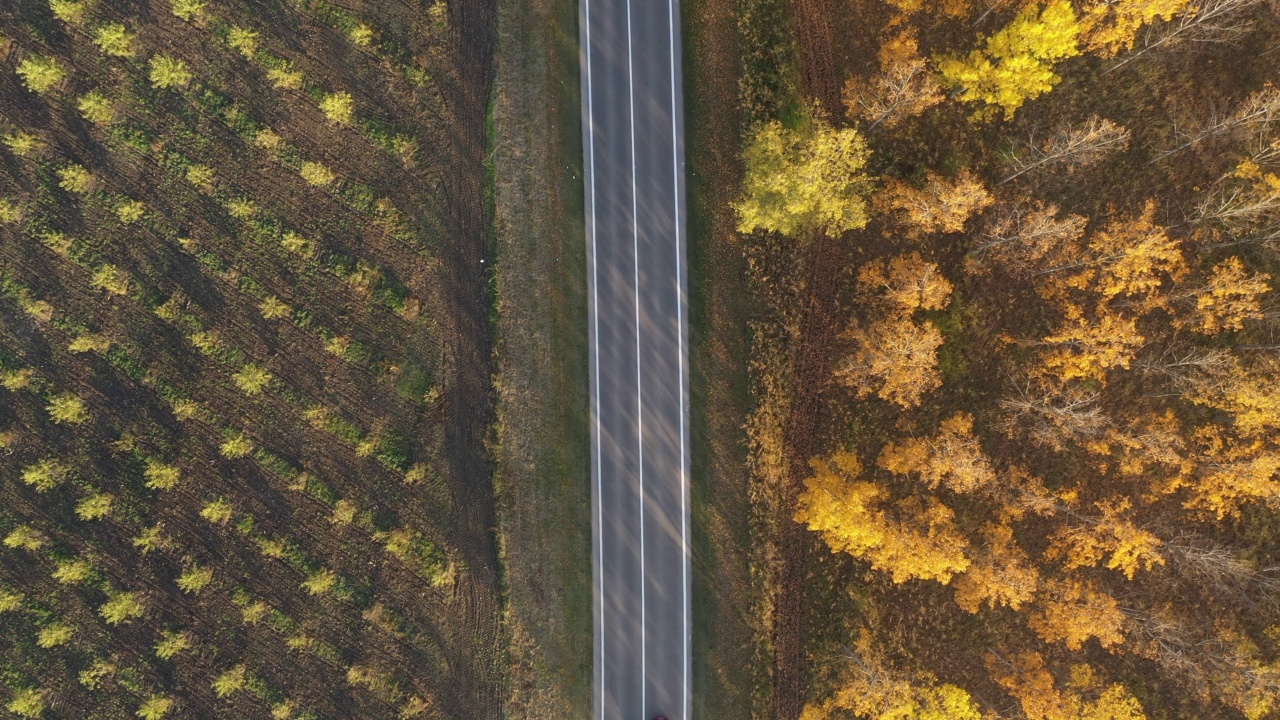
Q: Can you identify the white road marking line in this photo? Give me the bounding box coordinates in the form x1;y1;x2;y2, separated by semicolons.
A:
665;0;689;716
623;0;647;711
582;0;604;714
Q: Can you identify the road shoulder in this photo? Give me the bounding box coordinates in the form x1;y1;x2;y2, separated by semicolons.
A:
491;0;593;712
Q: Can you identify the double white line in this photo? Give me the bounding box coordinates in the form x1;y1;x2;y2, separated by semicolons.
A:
584;0;688;714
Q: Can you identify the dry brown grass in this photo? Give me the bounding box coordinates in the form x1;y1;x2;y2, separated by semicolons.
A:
491;0;592;714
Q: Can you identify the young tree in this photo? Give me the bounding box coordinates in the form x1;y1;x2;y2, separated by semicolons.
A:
47;393;90;424
843;32;944;131
149;55;192;89
99;591;146;625
937;1;1082;118
93;23;137;57
734;111;873;237
170;0;206;22
320;92;355;125
21;459;69;492
6;688;47;719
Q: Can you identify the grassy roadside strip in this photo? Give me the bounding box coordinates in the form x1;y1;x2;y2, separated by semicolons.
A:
682;0;773;717
490;0;592;713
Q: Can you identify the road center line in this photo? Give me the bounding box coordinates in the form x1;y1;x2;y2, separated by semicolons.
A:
581;0;604;715
623;0;647;710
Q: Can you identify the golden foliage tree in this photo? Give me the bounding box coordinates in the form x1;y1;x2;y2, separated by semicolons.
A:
1028;577;1127;650
879;169;994;235
795;452;971;583
937;1;1082;118
734;112;874;237
843;32;944;130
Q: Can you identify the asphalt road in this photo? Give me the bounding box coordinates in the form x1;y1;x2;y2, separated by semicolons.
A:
579;0;691;715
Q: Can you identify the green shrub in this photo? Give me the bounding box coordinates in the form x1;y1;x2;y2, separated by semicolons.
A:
319;92;354;124
137;695;173;720
94;23;137;57
75;492;114;521
99;591;145;625
21;460;69;492
77;91;115;124
47;393;89;424
149;55;192;89
16;56;65;94
154;630;191;659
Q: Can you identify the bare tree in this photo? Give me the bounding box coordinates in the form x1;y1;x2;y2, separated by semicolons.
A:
1194;165;1280;249
1001;116;1132;183
999;376;1111;449
1107;0;1266;75
1152;85;1280;163
966;200;1087;275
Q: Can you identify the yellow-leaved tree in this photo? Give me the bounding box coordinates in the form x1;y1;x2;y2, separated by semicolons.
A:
879;169;994;236
838;253;954;408
734;110;874;237
802;632;982;720
1028;577;1127;650
989;652;1148;720
937;0;1082;118
1080;0;1192;57
843;32;944;130
795;452;971;584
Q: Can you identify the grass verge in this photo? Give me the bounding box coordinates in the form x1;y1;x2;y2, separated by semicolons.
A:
682;0;768;717
490;0;592;713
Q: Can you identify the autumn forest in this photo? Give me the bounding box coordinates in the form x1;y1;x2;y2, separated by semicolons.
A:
714;0;1280;715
